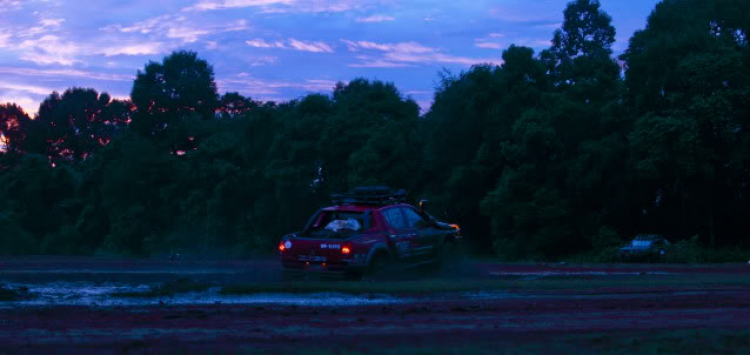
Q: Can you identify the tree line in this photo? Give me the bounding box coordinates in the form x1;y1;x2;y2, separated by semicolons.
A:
1;0;749;259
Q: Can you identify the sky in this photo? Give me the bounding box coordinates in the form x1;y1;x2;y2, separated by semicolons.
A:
0;0;660;114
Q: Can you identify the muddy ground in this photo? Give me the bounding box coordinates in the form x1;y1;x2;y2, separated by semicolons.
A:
1;257;749;354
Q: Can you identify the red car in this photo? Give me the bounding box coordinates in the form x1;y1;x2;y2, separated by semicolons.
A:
279;187;461;279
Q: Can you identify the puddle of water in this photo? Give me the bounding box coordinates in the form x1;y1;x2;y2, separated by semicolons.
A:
0;282;408;308
461;291;528;300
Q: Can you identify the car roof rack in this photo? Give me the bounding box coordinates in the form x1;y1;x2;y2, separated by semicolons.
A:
332;186;407;206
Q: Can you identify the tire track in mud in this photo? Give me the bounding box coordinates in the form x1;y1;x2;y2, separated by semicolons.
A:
1;291;749;352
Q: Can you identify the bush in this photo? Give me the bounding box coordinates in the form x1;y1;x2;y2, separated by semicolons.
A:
0;286;19;301
697;247;749;263
493;238;524;261
0;285;33;302
663;236;700;264
0;209;38;255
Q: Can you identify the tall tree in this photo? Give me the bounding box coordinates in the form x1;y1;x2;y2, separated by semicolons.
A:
36;88;132;161
131;51;219;137
622;0;750;246
321;79;421;192
423;46;548;252
0;103;32;154
218;92;258;118
482;0;627;259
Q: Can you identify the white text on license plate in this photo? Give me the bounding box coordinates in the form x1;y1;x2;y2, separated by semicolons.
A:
299;255;326;262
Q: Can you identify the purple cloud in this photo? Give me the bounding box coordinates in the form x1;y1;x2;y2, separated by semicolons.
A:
0;0;660;114
356;15;395;23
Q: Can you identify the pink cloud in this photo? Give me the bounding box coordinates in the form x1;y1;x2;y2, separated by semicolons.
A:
356;15;395;23
0;32;10;48
0;95;37;115
0;67;133;81
103;16;248;44
101;43;165;57
186;0;294;11
184;0;377;13
288;38;333;53
248;38;333;53
349;56;413;68
342;40;434;54
246;38;285;48
0;81;53;96
17;35;80;66
342;39;502;67
475;41;503;49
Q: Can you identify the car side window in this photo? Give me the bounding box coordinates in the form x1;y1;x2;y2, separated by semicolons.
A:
382;208;407;230
401;207;427;229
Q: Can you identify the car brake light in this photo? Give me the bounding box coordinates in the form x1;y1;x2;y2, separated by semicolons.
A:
341;246;351;254
278;243;286;252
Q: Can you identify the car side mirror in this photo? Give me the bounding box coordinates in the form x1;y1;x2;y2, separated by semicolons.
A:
418;199;429;214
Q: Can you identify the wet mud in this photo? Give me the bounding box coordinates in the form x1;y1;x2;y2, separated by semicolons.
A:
1;257;749;354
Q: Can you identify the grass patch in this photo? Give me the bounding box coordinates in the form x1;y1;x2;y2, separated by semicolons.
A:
0;285;33;301
221;273;750;296
0;286;19;301
113;278;211;298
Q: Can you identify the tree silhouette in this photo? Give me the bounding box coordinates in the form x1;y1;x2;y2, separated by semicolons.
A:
0;103;31;154
541;0;620;102
218;92;258;118
37;88;133;161
131;51;219;137
2;1;750;259
622;0;750;246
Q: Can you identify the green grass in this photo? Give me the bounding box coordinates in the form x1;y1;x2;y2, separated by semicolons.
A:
221;273;750;296
0;285;33;301
0;286;19;301
113;278;211;298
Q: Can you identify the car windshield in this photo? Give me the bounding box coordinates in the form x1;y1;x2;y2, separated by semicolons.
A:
630;240;652;247
305;210;370;237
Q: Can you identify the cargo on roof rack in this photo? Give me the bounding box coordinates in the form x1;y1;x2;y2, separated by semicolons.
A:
331;186;407;206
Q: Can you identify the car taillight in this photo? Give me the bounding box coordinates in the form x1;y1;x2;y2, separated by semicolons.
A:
278;243;286;252
279;240;292;252
341;246;351;254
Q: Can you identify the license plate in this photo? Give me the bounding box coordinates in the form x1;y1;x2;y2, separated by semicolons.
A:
299;255;326;262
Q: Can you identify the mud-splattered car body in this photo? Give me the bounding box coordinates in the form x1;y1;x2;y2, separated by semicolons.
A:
278;187;460;278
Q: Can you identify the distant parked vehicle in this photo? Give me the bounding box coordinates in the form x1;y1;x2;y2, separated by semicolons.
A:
619;234;669;261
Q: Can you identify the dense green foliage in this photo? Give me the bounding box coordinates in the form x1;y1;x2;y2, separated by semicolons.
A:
0;0;748;259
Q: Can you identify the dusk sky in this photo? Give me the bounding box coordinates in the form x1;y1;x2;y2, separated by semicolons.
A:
0;0;660;114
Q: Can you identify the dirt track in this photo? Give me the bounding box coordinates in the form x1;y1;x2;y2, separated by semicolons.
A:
1;258;750;354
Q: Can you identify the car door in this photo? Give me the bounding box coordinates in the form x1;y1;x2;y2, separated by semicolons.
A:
401;206;443;256
381;207;413;259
